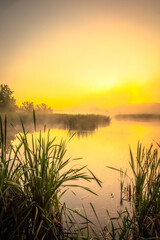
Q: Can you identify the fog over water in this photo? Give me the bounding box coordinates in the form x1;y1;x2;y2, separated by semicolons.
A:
8;113;160;227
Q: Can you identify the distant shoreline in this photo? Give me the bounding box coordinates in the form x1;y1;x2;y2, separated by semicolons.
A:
115;114;160;122
0;111;110;127
0;112;111;145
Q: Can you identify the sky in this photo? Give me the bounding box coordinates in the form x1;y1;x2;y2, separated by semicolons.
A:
0;0;160;113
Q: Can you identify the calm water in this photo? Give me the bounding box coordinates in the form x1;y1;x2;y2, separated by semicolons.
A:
13;118;160;227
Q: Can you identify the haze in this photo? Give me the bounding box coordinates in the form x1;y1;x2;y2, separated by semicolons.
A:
1;0;160;113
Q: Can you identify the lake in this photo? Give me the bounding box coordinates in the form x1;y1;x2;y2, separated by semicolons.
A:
11;116;160;229
59;118;160;227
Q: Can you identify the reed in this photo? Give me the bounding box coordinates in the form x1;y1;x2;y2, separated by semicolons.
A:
1;111;160;239
107;142;160;239
0;112;102;239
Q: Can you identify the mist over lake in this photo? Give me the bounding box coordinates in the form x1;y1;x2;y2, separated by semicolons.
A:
1;0;160;238
7;114;160;224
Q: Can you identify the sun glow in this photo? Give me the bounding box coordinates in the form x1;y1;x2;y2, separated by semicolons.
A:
95;78;117;91
1;0;160;110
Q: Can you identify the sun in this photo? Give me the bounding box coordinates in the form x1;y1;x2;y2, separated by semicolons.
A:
107;78;116;90
96;78;116;91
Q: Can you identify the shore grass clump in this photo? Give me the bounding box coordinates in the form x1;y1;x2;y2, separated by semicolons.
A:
63;114;110;132
107;142;160;239
0;112;102;239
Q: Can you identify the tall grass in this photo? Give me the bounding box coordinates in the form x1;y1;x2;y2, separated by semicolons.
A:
0;112;102;239
2;111;160;239
107;143;160;239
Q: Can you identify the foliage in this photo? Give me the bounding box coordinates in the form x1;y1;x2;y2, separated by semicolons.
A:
107;143;160;239
0;84;17;112
0;112;102;239
3;107;160;239
20;101;34;112
19;102;53;113
0;84;53;113
62;114;110;133
35;103;53;113
0;112;110;150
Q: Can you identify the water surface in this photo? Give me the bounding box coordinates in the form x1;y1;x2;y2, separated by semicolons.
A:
12;117;160;227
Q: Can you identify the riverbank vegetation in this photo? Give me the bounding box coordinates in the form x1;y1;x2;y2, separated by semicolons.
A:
0;113;103;239
0;84;53;113
107;143;160;239
0;84;110;143
0;111;110;130
0;112;110;149
1;113;160;239
115;114;160;122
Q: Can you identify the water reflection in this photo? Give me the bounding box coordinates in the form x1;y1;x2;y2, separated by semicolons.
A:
68;130;95;138
4;114;160;228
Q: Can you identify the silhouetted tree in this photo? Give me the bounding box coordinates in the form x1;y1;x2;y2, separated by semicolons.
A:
35;103;53;113
20;101;34;112
0;84;17;112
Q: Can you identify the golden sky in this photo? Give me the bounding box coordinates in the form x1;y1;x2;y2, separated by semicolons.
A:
0;0;160;112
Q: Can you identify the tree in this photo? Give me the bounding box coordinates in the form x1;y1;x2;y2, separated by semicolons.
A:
0;84;17;112
20;101;34;112
35;103;53;113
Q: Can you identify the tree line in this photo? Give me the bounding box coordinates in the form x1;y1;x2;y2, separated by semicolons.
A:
0;84;53;113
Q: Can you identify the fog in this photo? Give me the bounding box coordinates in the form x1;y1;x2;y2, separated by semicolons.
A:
0;112;110;148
